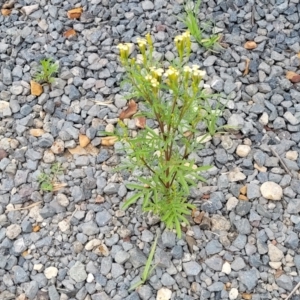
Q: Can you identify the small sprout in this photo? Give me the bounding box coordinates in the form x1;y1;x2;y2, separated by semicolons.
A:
34;58;59;84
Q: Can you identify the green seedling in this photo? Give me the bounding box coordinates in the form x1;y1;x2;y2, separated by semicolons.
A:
34;58;59;84
180;0;220;50
38;162;64;192
129;235;158;291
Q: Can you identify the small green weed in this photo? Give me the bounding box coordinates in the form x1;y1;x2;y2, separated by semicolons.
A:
34;58;59;84
38;162;64;192
129;235;158;291
180;0;220;50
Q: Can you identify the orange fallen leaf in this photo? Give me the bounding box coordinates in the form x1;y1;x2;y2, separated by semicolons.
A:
30;129;45;137
1;8;11;16
286;71;300;83
68;146;87;155
240;185;247;195
22;250;29;257
135;116;146;129
244;41;257;50
63;29;76;38
243;58;250;76
33;225;40;232
85;143;99;156
95;195;105;203
67;7;83;19
193;211;204;224
79;134;90;148
238;194;248;201
242;293;252;300
30;80;43;96
119;100;137;120
101;136;118;146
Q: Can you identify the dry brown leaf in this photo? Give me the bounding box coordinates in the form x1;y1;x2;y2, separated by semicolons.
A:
119;100;138;120
63;29;76;38
240;185;247;195
243;58;250;76
79;134;90;148
242;293;253;300
95;195;105;203
30;129;45;137
52;182;67;192
286;71;298;80
193;211;204;224
286;71;300;83
274;270;284;279
238;194;248;201
135;116;146;129
101;136;118;146
67;7;83;19
85;143;99;156
68;146;87;155
186;236;196;253
244;41;257;50
30;80;43;96
1;8;11;15
33;225;40;232
98;244;109;256
183;131;192;137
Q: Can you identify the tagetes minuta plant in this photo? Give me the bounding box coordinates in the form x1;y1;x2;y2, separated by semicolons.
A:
114;31;221;238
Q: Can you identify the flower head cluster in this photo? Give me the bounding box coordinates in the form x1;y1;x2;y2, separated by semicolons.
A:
117;43;131;62
174;30;191;59
150;67;164;81
137;37;147;53
165;66;179;85
145;74;159;88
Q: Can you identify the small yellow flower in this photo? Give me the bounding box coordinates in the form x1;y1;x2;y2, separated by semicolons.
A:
150;67;164;81
150;78;159;88
165;66;179;85
136;37;147;53
117;43;130;62
145;74;153;81
145;33;153;48
183;66;192;73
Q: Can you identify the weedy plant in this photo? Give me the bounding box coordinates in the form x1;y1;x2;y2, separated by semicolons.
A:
38;162;64;192
180;0;220;50
115;32;223;238
34;58;59;84
129;235;158;291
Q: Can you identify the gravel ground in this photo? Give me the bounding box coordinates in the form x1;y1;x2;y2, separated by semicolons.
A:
1;0;300;299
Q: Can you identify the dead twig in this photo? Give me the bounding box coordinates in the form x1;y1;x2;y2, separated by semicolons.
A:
286;280;300;300
6;201;42;212
269;146;293;177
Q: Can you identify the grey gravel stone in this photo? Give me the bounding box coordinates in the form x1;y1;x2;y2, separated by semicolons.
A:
12;266;29;283
95;210;112;227
205;240;223;255
239;269;259;290
276;274;293;291
162;230;176;248
69;261;87;283
205;256;223;271
182;261;201;276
